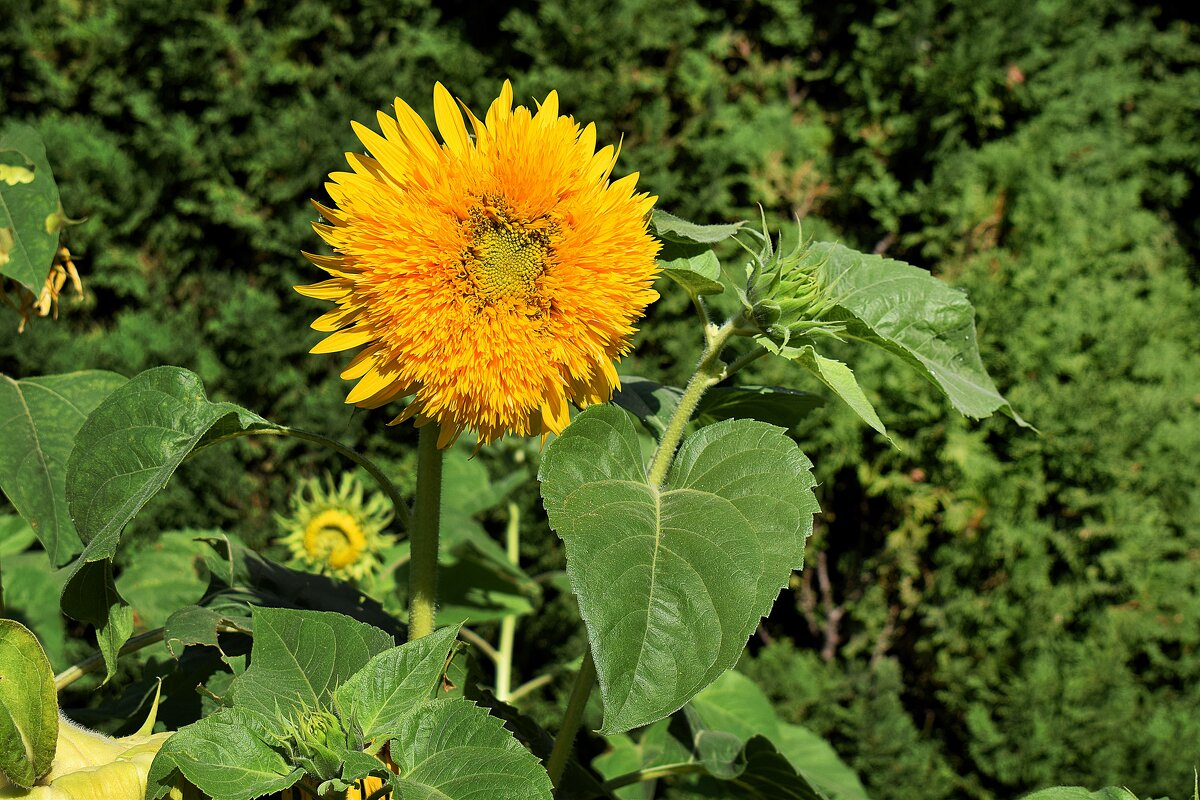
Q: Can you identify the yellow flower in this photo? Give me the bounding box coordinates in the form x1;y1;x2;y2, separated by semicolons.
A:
278;474;392;582
299;81;660;446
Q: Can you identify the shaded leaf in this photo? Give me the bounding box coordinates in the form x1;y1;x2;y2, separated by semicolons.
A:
695;384;824;430
0;371;127;565
115;531;209;627
0;619;57;788
58;559;133;683
540;405;818;733
0;514;37;557
611;376;683;438
1020;790;1142;800
0;551;69;670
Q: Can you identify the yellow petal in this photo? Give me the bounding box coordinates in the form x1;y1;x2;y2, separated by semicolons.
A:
433;82;471;156
393;96;440;164
294;279;350;301
310;327;373;354
311;305;360;332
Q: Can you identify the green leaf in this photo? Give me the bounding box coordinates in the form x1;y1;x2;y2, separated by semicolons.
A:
0;124;61;292
66;366;270;561
729;736;830;800
690;671;868;800
651;210;745;245
60;367;271;677
812;242;1027;425
387;698;552;799
659;242;726;297
0;371;127;565
146;708;304;800
774;344;893;444
0;514;37;557
595;719;692;800
539;405;819;733
115;531;209;627
334;625;459;743
1020;789;1141;800
163;604;250;659
0;551;69;670
0;619;57;788
58;559;133;683
228;606;394;720
695;385;824;430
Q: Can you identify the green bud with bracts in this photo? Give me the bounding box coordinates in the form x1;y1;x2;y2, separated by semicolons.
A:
739;215;845;348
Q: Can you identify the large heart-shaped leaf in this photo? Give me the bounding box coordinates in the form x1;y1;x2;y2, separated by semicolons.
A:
812;242;1027;425
0;124;60;292
0;371;127;565
386;699;552;799
539;405;819;733
0;620;57;788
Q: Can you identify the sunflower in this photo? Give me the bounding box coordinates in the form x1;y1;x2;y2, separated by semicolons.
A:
278;474;392;582
298;81;660;446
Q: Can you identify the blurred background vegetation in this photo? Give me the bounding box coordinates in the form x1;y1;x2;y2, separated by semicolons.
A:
2;0;1199;797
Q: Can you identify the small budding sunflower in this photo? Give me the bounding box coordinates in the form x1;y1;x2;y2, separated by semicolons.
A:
278;474;392;582
299;81;660;446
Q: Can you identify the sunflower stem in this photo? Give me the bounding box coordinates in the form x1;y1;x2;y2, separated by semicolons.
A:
496;503;521;701
54;627;166;691
602;761;707;791
646;318;738;487
408;424;444;640
546;646;596;790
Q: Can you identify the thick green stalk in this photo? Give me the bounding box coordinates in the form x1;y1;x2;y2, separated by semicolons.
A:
407;424;445;640
495;503;521;701
545;648;597;790
646;319;738;486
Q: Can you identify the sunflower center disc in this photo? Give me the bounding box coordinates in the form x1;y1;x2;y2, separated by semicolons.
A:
465;202;550;301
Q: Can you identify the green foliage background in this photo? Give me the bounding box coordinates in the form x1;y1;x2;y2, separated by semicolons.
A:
2;0;1198;797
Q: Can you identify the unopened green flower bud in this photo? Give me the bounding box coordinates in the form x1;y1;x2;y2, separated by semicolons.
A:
743;221;842;346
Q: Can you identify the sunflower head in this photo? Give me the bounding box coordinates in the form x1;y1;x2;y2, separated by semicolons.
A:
299;81;660;446
278;474;392;582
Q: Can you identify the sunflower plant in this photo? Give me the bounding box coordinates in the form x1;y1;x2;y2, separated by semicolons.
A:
1;84;1031;799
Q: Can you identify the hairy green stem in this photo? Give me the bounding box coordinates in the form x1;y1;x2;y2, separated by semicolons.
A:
495;503;521;701
546;648;596;790
602;761;707;791
408;424;444;640
198;426;410;530
55;627;166;691
646;319;738;486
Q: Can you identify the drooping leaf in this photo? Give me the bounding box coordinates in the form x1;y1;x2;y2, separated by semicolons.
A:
0;371;127;565
0;619;57;788
163;604;251;660
0;124;60;292
66;366;271;562
227;606;395;720
334;625;459;743
58;559;133;683
812;242;1027;425
539;405;819;733
386;699;553;799
145;708;304;800
777;345;892;444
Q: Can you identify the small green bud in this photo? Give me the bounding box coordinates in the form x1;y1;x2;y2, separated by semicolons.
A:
743;220;843;344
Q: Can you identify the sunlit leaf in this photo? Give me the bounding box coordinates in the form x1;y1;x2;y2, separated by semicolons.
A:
813;242;1027;425
0;619;57;788
539;404;818;733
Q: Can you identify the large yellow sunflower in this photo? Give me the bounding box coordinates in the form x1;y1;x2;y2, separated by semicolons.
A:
298;81;660;446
